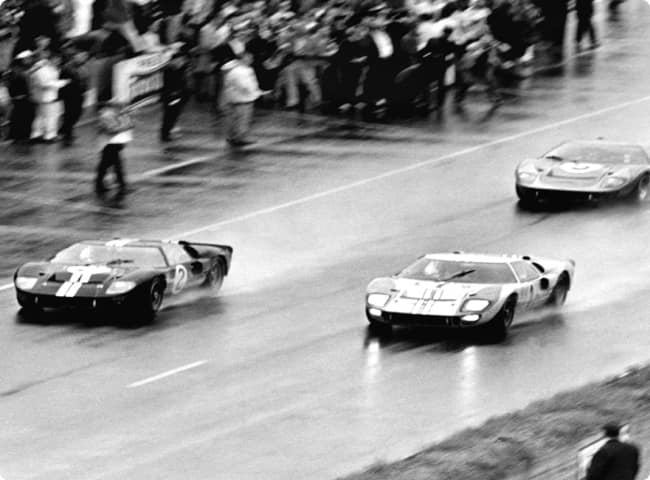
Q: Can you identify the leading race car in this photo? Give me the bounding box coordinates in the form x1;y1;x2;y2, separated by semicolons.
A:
515;140;650;208
365;252;575;341
14;238;233;321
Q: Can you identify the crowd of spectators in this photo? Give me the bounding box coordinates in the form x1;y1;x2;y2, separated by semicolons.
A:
0;0;616;144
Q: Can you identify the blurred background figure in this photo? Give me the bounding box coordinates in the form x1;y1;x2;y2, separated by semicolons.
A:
29;45;66;142
7;50;35;143
221;52;262;147
59;44;89;145
575;0;598;51
160;44;190;142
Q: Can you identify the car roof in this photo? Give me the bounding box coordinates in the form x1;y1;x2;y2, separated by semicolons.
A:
558;140;644;149
79;239;173;248
423;253;524;264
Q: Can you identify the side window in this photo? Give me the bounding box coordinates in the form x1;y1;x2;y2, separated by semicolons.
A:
161;244;192;266
512;261;541;282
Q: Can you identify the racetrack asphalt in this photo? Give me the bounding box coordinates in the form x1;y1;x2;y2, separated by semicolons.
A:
1;3;650;479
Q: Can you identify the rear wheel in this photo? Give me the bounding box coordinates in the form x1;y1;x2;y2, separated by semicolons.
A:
633;175;649;203
548;275;569;306
485;298;516;342
203;261;225;293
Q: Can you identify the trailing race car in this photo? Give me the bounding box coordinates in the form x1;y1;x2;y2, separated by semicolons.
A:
14;238;233;321
515;140;650;208
365;252;575;340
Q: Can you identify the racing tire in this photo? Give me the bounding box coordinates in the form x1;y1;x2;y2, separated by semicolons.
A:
632;174;649;203
516;186;539;210
548;275;569;307
137;278;165;322
17;305;44;322
484;298;516;342
203;261;225;293
367;319;393;336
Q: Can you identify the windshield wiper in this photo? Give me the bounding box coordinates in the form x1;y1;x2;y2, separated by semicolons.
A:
544;155;564;161
106;259;134;265
440;269;476;282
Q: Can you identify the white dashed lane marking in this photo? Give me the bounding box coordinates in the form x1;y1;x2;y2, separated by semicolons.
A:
127;361;207;388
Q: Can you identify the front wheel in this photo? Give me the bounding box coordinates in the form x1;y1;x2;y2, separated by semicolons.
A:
516;186;539;210
368;319;393;336
137;278;164;322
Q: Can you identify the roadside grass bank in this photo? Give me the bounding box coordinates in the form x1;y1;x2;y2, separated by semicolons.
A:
341;363;650;480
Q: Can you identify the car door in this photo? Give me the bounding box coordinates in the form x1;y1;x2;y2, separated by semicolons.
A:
510;261;540;311
161;243;204;294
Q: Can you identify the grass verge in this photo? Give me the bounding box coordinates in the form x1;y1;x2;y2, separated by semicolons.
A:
340;364;650;480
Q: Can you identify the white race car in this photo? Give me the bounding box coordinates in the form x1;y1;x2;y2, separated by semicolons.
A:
366;252;575;340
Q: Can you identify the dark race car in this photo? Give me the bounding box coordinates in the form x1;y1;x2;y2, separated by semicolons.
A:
515;140;650;208
14;238;233;321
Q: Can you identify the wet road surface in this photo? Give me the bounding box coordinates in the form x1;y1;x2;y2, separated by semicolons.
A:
2;4;650;480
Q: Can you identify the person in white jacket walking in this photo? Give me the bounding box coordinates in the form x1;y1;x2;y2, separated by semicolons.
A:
221;52;263;147
29;51;67;142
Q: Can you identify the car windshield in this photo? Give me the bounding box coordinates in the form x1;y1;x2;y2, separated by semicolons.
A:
544;143;649;165
398;258;516;284
51;243;167;268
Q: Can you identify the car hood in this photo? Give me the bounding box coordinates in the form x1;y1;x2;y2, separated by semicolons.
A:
520;158;636;187
369;277;502;316
16;262;141;295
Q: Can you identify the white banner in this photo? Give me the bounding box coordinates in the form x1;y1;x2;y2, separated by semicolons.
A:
112;49;174;106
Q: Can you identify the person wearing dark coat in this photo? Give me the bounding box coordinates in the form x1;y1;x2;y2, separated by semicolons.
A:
160;48;189;142
59;49;89;146
586;422;641;480
419;27;456;116
575;0;598;50
7;52;36;143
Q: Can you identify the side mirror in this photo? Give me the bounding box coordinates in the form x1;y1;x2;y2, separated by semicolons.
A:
190;261;203;275
540;277;550;290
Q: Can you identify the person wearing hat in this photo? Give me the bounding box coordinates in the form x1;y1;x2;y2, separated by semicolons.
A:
586;422;640;480
7;50;36;143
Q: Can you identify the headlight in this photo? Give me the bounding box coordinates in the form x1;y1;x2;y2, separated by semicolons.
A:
106;280;136;295
462;299;490;312
601;176;627;189
367;293;390;308
15;276;38;290
517;170;538;184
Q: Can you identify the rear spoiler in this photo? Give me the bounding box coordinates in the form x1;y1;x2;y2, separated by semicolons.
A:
178;241;233;271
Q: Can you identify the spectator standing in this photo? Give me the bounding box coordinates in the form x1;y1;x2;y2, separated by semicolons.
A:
361;9;396;118
59;47;89;146
331;22;367;113
221;52;262;147
160;46;190;142
420;25;456;117
575;0;598;50
29;49;66;142
586;422;640;480
7;50;36;143
283;20;322;111
96;102;133;198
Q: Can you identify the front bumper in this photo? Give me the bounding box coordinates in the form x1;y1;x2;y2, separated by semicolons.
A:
516;184;622;204
366;308;486;328
16;289;132;311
